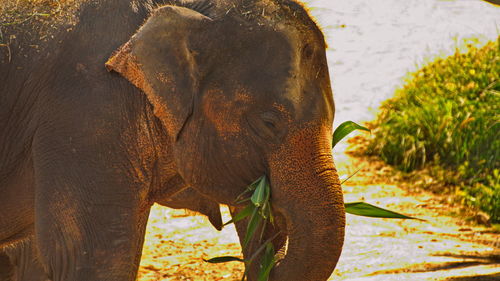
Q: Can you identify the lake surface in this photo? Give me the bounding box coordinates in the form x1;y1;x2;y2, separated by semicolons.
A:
302;0;499;127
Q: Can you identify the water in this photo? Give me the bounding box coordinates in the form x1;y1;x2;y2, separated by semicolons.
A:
302;0;499;127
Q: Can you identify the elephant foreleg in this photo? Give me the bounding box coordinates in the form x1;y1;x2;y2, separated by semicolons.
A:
0;251;14;281
34;177;150;280
32;139;152;281
33;173;150;281
2;238;48;281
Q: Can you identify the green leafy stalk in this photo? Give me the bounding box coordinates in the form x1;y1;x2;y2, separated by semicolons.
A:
345;202;420;219
206;121;420;281
244;206;263;248
332;121;370;148
222;204;255;227
251;176;269;207
206;175;276;281
257;243;276;281
332;121;418;220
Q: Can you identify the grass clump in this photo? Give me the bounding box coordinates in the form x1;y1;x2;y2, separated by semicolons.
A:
365;37;500;222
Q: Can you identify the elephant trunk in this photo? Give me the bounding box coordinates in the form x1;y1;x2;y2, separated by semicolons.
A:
268;125;345;281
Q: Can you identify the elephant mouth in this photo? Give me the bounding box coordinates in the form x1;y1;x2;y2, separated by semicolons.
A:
238;207;288;279
271;212;289;264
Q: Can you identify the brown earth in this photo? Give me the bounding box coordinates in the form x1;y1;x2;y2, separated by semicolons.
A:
136;143;499;281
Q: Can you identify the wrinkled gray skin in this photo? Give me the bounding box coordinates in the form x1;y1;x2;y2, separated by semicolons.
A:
0;239;46;281
0;187;222;281
158;188;223;231
1;0;345;280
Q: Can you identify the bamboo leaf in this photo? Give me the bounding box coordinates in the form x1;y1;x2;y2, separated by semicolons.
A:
260;201;271;220
267;203;274;225
204;256;245;263
332;121;370;148
345;202;418;219
341;168;362;185
234;178;261;203
223;204;255;227
251;176;268;207
235;197;251;205
244;207;263;248
257;243;276;281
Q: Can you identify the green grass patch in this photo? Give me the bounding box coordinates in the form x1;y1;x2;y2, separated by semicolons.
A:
365;37;500;222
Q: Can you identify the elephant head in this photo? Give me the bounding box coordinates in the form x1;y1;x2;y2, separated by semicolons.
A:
106;1;345;280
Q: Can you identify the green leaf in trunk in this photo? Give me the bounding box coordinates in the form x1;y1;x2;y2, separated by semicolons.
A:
345;202;418;219
257;242;276;281
223;204;256;227
244;206;263;248
332;121;370;148
251;176;269;207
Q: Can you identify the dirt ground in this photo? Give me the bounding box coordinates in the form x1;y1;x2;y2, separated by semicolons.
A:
136;1;499;280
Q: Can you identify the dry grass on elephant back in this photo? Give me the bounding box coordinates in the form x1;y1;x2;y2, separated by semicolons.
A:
0;0;83;56
0;0;81;25
0;0;81;46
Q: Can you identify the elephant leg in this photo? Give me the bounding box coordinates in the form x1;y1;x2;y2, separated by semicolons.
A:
33;172;151;281
32;140;152;281
33;173;151;280
0;251;14;281
3;238;48;281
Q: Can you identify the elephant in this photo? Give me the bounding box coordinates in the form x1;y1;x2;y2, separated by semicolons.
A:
483;0;500;5
0;0;345;280
156;186;223;231
0;187;222;281
0;238;46;281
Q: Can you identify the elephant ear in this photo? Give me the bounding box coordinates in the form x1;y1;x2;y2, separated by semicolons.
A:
106;5;212;140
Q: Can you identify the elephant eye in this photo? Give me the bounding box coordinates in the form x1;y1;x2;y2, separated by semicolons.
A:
246;111;285;144
263;120;276;130
261;112;278;130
